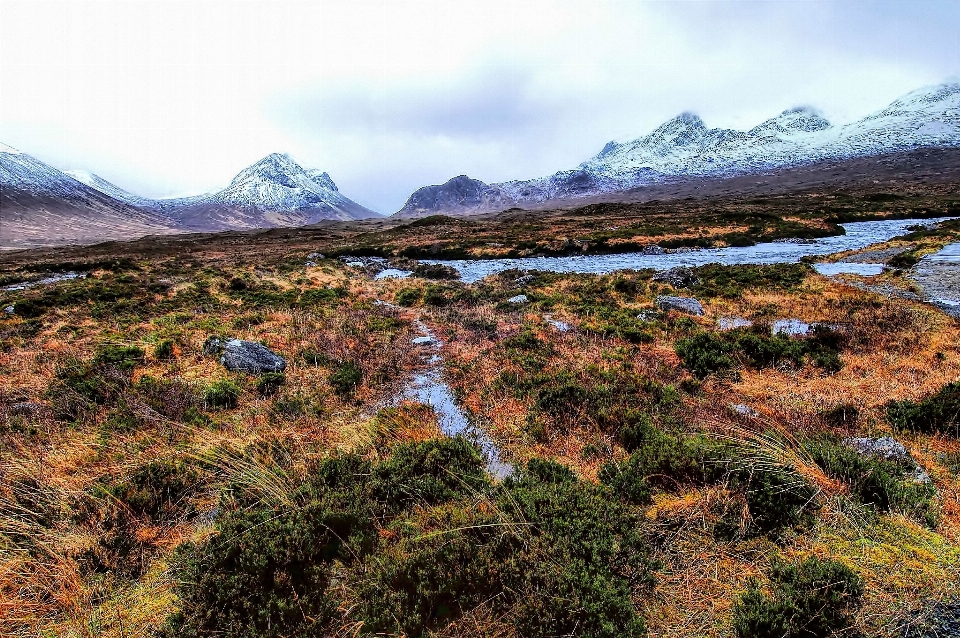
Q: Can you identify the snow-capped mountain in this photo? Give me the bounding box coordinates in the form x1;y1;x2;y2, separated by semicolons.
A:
1;144;176;248
197;153;377;221
72;152;381;231
2;147;380;245
394;82;960;217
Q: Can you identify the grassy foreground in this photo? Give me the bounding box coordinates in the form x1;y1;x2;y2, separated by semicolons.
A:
0;214;958;637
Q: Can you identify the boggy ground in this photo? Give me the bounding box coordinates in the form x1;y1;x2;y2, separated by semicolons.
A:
0;215;959;638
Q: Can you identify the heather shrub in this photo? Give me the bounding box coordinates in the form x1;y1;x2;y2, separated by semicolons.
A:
328;360;362;396
204;380;241;409
887;381;960;437
732;556;863;638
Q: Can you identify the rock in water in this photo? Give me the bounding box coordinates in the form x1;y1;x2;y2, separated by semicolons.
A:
220;339;286;374
655;295;704;316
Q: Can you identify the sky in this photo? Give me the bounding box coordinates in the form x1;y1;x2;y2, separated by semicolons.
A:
1;1;958;214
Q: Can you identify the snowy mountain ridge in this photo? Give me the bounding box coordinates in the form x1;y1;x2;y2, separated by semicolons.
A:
396;82;960;216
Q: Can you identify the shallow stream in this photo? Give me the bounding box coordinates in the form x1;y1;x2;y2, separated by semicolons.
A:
423;217;952;283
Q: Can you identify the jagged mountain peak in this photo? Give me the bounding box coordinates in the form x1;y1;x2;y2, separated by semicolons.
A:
750;107;832;136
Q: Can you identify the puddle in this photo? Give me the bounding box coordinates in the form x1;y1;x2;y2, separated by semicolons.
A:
719;317;753;331
423;218;953;283
772;319;811;336
2;271;85;291
813;262;884;276
912;243;960;318
400;315;512;477
374;268;413;280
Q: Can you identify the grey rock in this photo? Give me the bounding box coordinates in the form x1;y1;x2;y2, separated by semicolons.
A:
507;294;529;304
4;305;14;315
655;295;704;316
843;436;932;484
514;274;535;286
641;245;666;255
412;336;437;345
202;336;226;356
220;339;286;375
653;266;699;288
843;436;912;463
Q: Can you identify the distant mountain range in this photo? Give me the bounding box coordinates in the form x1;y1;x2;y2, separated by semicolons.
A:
2;82;959;247
0;148;378;247
394;82;960;217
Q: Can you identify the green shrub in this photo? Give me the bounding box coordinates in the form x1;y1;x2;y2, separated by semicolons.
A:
163;442;653;638
412;263;460;280
255;372;285;397
675;332;735;378
395;287;421;307
153;339;174;360
732;556;863;638
423;284;450;306
692;264;809;299
329;360;362;396
298;287;346;307
205;380;241;409
887;381;960;437
676;327;845;378
93;344;145;371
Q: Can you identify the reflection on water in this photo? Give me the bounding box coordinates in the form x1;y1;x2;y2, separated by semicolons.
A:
426;218;952;283
812;262;884;276
401;318;512;478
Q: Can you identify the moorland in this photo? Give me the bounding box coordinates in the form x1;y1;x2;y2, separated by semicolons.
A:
1;181;959;638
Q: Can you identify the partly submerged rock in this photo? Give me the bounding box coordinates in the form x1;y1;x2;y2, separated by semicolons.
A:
655;295;704;316
653;266;699;289
220;339;286;375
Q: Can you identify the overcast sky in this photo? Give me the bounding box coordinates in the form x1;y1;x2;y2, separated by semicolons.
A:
1;0;957;213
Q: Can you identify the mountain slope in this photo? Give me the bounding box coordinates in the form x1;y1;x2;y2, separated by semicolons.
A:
1;145;177;248
396;82;960;217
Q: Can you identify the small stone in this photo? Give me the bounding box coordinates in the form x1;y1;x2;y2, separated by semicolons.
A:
655;295;704;316
636;310;660;322
507;294;529;304
515;274;535;286
412;336;437;345
641;245;665;255
3;306;14;315
730;403;758;417
220;339;286;375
